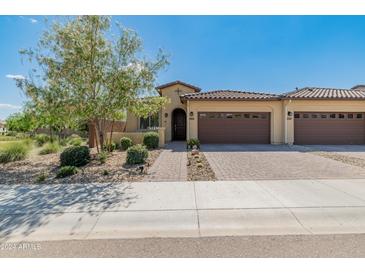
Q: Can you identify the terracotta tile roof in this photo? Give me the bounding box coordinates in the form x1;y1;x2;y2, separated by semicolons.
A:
181;90;280;101
156;80;201;92
283;87;365;99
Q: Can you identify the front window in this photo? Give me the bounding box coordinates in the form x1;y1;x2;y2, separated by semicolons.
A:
139;113;159;130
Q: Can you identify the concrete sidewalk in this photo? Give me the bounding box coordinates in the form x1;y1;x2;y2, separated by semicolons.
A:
2;179;365;242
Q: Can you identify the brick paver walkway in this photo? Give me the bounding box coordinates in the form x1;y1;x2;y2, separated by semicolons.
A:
144;142;187;182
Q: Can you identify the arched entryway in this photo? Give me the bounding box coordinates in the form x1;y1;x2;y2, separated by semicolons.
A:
172;108;186;141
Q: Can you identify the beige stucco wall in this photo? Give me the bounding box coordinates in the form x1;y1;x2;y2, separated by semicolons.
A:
187;100;284;144
125;111;139;132
106;127;165;148
284;99;365;144
125;83;196;142
159;84;194;141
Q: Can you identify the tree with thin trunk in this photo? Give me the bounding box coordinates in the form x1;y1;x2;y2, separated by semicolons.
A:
15;16;168;151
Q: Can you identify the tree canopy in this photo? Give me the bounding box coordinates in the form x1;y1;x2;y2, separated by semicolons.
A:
15;16;169;149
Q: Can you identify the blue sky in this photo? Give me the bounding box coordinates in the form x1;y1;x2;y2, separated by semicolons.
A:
1;15;365;119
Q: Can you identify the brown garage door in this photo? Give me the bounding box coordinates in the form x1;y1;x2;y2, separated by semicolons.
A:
198;112;270;144
294;112;365;145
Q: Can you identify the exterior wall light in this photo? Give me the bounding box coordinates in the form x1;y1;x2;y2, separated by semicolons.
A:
287;111;293;117
164;113;168;118
189;111;194;117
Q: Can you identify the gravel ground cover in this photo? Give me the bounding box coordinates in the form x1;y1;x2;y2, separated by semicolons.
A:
187;150;216;181
0;148;161;184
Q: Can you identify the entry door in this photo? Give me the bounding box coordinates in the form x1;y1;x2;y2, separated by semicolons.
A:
173;109;186;140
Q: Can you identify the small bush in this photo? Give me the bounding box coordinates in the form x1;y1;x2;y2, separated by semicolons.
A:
35;172;47;183
35;134;50;146
0;142;30;163
56;166;78;178
187;138;200;149
126;144;148;165
143;132;159;149
102;169;109;176
103;142;116;152
60;145;90;167
120;137;133;150
39;142;60;155
97;151;108;164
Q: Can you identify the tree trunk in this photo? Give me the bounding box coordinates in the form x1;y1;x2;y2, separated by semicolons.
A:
95;118;104;152
109;119;115;151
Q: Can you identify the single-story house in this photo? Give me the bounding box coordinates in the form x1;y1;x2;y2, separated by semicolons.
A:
125;80;365;145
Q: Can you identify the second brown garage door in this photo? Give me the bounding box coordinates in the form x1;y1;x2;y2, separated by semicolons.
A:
198;112;270;144
294;112;365;145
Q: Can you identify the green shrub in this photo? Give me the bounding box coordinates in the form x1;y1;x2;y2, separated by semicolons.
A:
102;169;109;176
35;172;47;183
143;132;159;149
35;134;50;146
60;145;90;167
97;151;108;164
187;138;200;149
103;142;116;152
126;144;148;165
56;166;78;178
120;137;133;150
0;141;30;163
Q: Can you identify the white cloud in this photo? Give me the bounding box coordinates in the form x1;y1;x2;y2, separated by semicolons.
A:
0;104;21;110
30;18;38;24
5;74;25;80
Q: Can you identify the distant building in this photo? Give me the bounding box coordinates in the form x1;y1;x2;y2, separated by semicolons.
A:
0;120;7;134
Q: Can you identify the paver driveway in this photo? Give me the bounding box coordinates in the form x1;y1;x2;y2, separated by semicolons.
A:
203;144;365;180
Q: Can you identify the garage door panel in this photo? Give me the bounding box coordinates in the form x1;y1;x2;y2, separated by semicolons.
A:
294;112;365;145
198;112;270;144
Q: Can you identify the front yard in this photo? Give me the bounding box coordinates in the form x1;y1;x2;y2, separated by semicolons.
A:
0;135;162;184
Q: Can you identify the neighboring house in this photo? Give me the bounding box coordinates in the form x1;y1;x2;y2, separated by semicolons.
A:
0;120;6;134
125;80;365;145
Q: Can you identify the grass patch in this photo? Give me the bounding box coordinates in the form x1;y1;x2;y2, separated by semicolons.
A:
39;142;61;155
0;141;31;163
56;166;78;178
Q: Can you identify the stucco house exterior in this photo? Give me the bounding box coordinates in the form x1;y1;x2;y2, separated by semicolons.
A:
125;80;365;145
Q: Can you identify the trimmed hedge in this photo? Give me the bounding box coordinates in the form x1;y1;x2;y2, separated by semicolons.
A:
60;145;90;167
143;132;159;149
120;137;133;150
126;144;148;165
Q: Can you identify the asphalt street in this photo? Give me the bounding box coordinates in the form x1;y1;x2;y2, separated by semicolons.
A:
2;234;365;257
